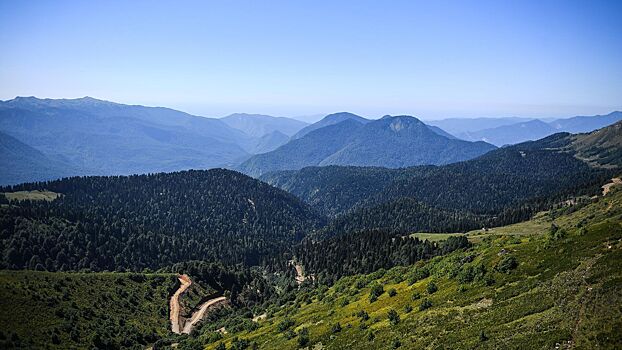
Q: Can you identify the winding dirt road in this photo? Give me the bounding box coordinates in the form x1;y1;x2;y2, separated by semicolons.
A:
181;296;227;334
170;274;227;335
170;274;192;334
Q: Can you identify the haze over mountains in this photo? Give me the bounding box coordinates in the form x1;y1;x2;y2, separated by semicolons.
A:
1;96;620;185
428;111;622;146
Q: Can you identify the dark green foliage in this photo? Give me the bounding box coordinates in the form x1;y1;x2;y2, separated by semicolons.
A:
276;318;295;332
357;310;370;321
263;134;612;236
0;169;323;271
231;337;250;350
404;304;413;313
388;288;397;297
387;309;400;325
370;284;384;299
495;255;518;273
419;299;433;311
426;282;438;294
392;338;402;348
479;331;488;342
331;322;342;333
297;327;309;346
294;229;466;282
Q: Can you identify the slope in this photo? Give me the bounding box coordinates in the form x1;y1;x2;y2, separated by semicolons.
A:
0;97;252;182
220;113;308;137
0;169;324;270
0;131;77;185
291;112;369;139
204;186;622;350
241;116;495;177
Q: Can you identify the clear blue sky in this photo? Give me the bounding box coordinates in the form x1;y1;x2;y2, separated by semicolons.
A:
1;0;621;119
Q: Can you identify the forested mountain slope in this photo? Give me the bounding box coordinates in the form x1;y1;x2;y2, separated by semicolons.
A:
203;186;622;350
240;116;495;177
262;125;620;235
0;169;324;271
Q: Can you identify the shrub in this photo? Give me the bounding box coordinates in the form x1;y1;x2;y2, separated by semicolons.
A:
298;328;309;346
357;310;370;321
419;299;433;311
412;292;421;300
495;255;518;273
387;309;400;325
388;288;397;297
367;331;375;341
277;318;295;332
370;283;384;298
426;282;438;294
392;338;402;348
404;304;413;313
479;331;488;342
331;322;342;333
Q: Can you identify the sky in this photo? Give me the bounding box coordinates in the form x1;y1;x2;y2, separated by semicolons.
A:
1;0;621;120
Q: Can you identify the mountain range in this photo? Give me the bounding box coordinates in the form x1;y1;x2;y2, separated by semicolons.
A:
262;122;621;235
238;114;497;177
1;96;620;186
430;111;622;146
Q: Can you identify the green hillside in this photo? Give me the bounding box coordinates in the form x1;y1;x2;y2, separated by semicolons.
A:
203;188;622;349
0;272;176;349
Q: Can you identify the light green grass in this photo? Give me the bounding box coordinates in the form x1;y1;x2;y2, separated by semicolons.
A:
2;190;60;201
207;190;622;350
410;232;465;242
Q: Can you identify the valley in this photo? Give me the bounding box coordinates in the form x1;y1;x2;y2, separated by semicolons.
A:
0;101;621;350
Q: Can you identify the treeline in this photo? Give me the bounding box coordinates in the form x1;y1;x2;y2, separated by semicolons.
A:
0;169;323;271
279;229;470;283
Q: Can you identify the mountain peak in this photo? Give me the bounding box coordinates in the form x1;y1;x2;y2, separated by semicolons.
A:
322;112;365;122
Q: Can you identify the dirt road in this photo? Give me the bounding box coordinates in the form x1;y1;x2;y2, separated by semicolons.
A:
602;177;621;196
181;296;227;334
170;274;192;334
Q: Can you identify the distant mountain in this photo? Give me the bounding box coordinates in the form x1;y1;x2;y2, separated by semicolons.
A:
239;115;496;177
248;130;290;154
291;112;369;139
426;117;535;135
0;131;76;185
220;113;308;137
239;119;364;177
426;124;458;139
549;111;622;133
459;119;557;146
0;97;253;184
441;111;622;146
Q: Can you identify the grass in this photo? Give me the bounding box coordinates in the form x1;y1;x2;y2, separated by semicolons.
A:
2;190;60;202
0;271;177;349
205;189;622;350
410;232;465;242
